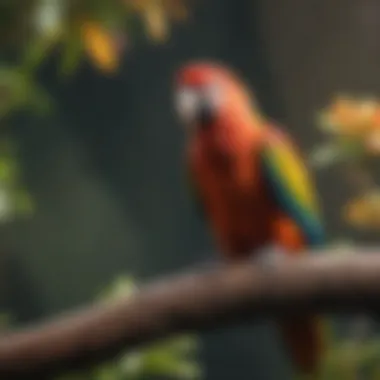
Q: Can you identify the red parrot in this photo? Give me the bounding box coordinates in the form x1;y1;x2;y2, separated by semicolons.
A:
173;61;326;376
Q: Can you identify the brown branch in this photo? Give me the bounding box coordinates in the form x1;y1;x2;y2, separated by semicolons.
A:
1;252;380;379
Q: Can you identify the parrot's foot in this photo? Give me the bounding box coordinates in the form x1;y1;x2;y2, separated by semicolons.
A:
251;245;288;271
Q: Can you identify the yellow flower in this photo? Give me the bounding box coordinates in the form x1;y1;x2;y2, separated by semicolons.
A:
363;106;380;155
344;191;380;229
81;21;119;74
344;199;369;228
373;107;380;127
364;129;380;155
323;96;377;137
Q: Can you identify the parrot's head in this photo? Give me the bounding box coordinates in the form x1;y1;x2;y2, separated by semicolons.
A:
173;61;261;134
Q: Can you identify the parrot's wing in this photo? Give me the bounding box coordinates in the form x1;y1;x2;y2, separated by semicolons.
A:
260;129;325;246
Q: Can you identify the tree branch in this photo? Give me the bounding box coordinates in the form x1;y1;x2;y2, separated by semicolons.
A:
1;252;380;379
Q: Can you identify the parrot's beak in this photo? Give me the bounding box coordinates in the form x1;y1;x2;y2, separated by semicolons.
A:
197;102;215;129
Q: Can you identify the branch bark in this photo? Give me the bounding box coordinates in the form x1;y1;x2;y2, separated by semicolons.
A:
1;252;380;379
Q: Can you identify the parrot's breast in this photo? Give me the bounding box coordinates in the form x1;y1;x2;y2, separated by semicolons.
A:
190;140;277;259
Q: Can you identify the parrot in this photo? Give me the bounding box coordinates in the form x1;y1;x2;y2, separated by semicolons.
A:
173;61;326;377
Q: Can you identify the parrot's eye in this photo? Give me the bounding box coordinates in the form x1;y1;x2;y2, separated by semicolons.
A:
175;87;200;125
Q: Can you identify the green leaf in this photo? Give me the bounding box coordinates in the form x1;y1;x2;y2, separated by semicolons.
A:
93;364;123;380
0;157;17;183
22;36;58;75
309;143;345;168
0;312;13;329
316;111;340;134
156;335;200;356
143;354;201;379
13;189;35;216
59;30;84;77
28;82;53;116
33;0;65;39
309;138;367;168
0;66;52;119
97;275;137;303
118;334;201;379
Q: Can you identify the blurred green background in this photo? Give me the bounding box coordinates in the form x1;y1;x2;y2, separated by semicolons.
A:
2;0;380;379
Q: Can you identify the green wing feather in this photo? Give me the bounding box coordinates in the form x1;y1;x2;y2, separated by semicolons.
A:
260;129;325;247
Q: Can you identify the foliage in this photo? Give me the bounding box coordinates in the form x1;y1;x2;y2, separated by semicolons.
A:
0;138;34;222
1;0;190;119
0;3;196;379
310;94;380;231
306;94;380;379
3;3;380;379
0;0;190;226
4;0;190;79
318;318;380;380
56;275;202;380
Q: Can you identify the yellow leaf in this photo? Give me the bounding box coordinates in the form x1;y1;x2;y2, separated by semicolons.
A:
128;0;188;41
142;2;169;42
344;199;370;228
81;21;119;74
344;191;380;229
164;0;188;21
129;0;149;12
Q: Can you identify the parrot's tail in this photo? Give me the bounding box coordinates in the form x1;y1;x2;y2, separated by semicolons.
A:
277;316;324;376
